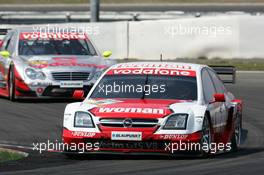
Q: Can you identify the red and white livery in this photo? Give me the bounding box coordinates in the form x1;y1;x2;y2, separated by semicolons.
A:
62;62;243;156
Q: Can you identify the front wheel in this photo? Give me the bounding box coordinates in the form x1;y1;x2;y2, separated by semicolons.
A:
231;114;242;151
9;66;16;101
200;115;212;157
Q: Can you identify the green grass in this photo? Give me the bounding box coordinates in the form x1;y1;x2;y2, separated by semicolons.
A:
1;0;264;4
120;58;264;71
0;149;26;162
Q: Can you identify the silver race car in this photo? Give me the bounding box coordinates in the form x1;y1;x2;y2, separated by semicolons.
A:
0;27;115;100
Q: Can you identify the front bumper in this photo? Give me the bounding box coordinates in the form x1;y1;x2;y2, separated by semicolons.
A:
41;85;92;98
15;78;93;98
62;128;202;154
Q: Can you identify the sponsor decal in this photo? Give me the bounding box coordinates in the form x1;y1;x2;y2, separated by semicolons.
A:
98;141;159;150
71;131;96;137
20;32;88;40
60;81;84;88
111;131;142;141
28;57;106;69
115;63;192;70
159;134;188;140
97;107;166;115
86;99;122;106
107;68;196;77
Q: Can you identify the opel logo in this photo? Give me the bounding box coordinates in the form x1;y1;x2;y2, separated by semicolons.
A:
123;118;133;128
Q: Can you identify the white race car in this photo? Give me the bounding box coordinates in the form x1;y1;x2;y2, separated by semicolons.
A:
62;62;242;157
0;27;115;100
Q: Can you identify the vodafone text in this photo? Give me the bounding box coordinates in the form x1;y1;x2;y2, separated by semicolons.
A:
108;68;195;77
20;32;87;40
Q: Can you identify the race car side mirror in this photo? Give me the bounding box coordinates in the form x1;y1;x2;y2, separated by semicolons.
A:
214;93;226;102
73;90;84;100
0;50;10;58
102;50;112;58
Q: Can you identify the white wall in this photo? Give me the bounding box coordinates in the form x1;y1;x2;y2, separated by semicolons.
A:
5;15;264;59
128;16;240;60
93;15;264;59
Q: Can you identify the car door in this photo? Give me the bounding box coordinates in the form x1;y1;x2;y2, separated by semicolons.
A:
201;68;222;141
207;69;229;134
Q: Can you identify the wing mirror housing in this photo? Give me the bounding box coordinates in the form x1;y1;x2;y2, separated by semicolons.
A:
102;50;112;58
214;93;226;102
73;90;84;100
0;50;10;58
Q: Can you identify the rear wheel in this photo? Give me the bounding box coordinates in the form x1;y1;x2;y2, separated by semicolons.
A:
9;66;16;101
200;115;212;157
231;114;242;151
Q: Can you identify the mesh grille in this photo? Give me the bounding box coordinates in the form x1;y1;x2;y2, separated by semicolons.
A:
99;118;159;128
52;72;90;81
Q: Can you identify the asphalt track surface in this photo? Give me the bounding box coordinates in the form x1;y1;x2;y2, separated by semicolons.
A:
0;72;263;175
1;3;264;12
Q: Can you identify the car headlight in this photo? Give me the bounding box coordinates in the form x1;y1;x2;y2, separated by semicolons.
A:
25;68;45;80
74;111;94;128
163;114;188;129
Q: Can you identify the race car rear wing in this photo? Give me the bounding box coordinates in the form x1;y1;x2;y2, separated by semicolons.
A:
210;65;236;84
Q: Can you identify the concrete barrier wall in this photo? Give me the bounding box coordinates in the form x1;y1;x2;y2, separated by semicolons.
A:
91;15;264;59
129;16;240;60
128;15;264;60
3;15;264;59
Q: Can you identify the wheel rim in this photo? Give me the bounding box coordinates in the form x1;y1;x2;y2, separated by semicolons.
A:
201;117;211;153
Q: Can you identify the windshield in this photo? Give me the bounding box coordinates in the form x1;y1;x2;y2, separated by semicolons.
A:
18;32;97;56
90;75;197;100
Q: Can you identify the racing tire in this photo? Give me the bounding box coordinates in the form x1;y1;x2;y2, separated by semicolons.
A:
200;114;212;158
231;114;242;151
9;65;16;101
